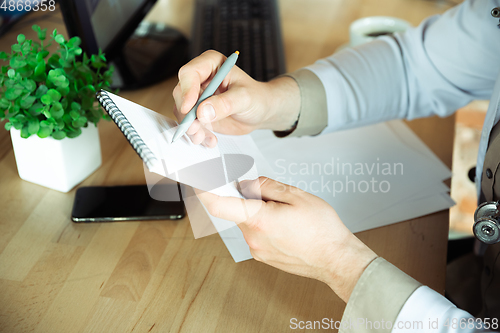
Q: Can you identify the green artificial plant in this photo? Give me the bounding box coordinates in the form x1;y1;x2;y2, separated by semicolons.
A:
0;25;113;139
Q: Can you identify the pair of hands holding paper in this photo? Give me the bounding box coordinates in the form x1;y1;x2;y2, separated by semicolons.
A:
172;50;377;302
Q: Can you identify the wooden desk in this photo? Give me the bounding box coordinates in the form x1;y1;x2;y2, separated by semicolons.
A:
0;1;456;332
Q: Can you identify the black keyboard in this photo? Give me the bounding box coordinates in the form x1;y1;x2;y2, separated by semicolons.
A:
191;0;286;82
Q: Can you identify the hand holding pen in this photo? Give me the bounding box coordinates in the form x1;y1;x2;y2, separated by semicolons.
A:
172;51;239;143
172;50;301;147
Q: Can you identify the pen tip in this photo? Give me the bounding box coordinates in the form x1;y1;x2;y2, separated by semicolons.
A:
235;51;239;55
171;131;181;144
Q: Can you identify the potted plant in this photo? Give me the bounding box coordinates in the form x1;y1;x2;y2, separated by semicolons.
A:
0;25;113;192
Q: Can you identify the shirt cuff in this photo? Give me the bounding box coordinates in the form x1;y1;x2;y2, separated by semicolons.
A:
392;286;474;333
339;257;422;333
273;68;328;138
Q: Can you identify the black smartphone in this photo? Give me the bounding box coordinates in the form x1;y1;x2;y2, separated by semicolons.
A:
72;184;185;222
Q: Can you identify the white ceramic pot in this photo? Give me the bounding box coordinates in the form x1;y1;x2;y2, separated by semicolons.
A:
10;124;102;192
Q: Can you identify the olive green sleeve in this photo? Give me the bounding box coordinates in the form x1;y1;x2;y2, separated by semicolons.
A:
273;68;328;138
339;257;422;333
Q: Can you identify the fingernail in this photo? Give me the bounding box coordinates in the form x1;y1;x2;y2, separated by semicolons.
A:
235;181;243;194
239;179;252;190
203;136;213;147
200;104;216;123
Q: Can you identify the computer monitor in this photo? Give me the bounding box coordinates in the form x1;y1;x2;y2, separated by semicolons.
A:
60;0;189;90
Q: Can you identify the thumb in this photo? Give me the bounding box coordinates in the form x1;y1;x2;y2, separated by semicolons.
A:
197;86;247;124
195;189;264;223
239;177;301;204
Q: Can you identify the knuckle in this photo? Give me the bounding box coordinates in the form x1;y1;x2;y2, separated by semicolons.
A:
172;84;181;98
203;49;222;58
258;176;269;184
259;177;273;192
195;129;206;143
249;249;259;260
186;123;197;135
203;49;216;56
178;64;190;80
249;249;263;262
245;237;259;251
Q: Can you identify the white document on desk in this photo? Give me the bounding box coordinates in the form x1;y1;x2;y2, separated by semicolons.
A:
199;120;455;262
251;120;454;233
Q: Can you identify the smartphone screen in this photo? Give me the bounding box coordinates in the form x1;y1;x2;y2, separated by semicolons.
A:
72;184;185;222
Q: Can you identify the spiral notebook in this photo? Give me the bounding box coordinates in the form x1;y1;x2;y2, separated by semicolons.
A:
95;90;273;195
96;90;226;177
96;91;159;170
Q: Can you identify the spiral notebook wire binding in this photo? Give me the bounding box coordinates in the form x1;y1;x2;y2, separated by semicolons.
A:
96;90;158;170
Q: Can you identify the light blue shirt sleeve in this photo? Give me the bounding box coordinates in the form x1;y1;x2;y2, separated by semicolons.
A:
305;0;500;134
306;1;500;331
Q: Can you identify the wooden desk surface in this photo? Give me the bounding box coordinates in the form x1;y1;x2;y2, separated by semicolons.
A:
0;1;457;332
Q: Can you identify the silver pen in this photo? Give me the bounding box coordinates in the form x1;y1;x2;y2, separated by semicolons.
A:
171;51;240;143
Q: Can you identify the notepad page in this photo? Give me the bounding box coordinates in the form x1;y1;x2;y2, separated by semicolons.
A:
106;92;270;193
107;92;221;174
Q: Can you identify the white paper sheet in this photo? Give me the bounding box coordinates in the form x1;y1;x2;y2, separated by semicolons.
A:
107;92;263;193
214;121;455;262
108;92;221;175
349;192;455;233
251;122;451;228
